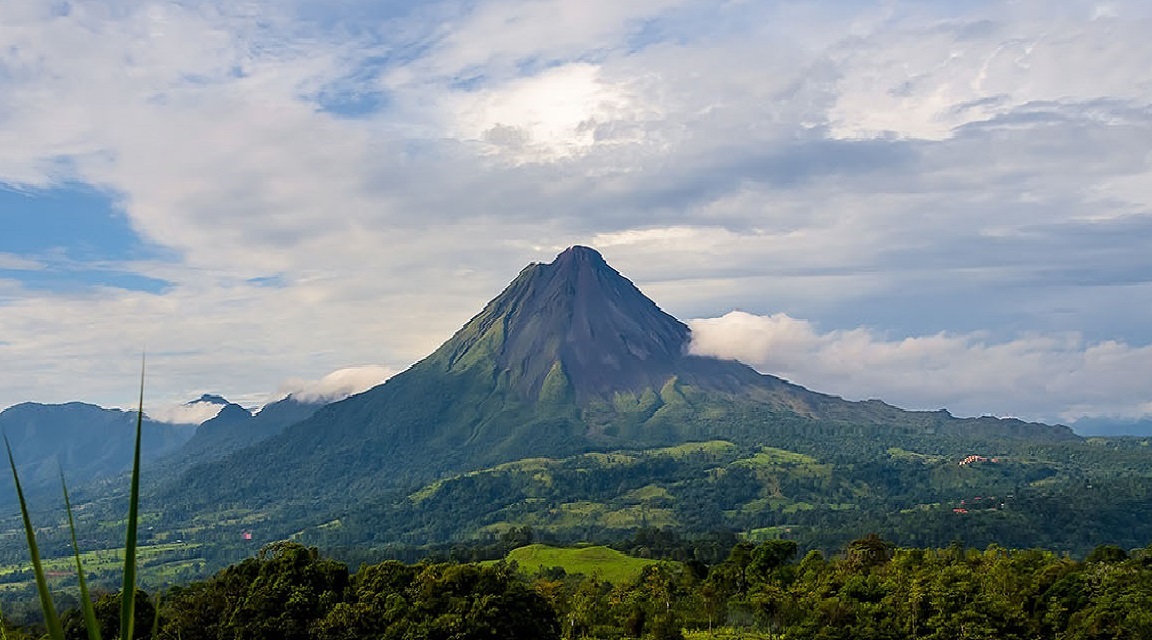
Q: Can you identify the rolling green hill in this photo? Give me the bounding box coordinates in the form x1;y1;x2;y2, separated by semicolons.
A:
501;544;661;583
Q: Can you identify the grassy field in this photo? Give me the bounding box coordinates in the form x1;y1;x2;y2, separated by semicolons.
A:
502;544;662;584
0;541;206;592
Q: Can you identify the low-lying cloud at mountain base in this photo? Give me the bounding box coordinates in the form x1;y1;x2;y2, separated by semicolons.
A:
689;311;1152;422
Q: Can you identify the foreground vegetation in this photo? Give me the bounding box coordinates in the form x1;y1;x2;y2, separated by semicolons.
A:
4;536;1152;639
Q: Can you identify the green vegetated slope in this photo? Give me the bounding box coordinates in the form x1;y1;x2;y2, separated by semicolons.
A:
297;435;1152;556
0;402;193;509
502;544;660;584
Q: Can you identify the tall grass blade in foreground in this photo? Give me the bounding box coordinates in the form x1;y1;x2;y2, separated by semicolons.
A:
119;357;145;640
149;594;160;639
4;436;64;639
62;473;102;640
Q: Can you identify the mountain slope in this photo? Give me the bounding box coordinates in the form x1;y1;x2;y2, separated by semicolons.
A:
156;246;1074;523
0;401;193;506
1072;416;1152;437
297;436;1152;557
171;394;326;466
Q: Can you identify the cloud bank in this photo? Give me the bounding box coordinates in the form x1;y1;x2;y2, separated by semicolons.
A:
277;365;397;404
148;397;227;425
690;312;1152;422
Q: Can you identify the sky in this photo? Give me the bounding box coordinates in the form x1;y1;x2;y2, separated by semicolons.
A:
2;0;1151;425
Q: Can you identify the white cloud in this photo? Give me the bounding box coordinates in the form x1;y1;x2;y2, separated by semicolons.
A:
689;311;1152;422
444;62;659;162
826;2;1152;140
277;365;397;404
0;253;41;271
410;0;691;78
148;398;227;425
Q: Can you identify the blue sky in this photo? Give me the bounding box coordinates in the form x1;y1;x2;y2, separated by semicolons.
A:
2;0;1152;423
0;185;170;292
0;185;133;261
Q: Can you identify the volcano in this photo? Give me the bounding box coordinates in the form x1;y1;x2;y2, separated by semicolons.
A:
439;245;691;401
162;246;1075;513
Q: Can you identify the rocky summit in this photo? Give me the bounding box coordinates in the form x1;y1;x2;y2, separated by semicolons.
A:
438;245;691;401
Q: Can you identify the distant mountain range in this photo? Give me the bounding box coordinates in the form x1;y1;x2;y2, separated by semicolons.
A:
0;393;326;509
170;394;327;466
0;401;191;504
1071;416;1152;437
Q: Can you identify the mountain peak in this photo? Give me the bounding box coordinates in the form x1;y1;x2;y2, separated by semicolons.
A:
553;244;607;267
431;246;689;401
190;394;230;406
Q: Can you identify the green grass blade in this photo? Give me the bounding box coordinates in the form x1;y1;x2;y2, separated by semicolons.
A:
120;357;145;640
4;436;64;640
150;593;161;639
62;473;102;640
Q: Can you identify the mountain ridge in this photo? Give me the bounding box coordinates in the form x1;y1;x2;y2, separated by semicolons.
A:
0;401;193;506
172;394;325;465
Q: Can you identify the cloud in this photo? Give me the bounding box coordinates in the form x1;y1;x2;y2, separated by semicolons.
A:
443;62;658;162
407;0;693;79
277;365;397;404
826;2;1152;140
689;311;1152;422
148;398;227;425
0;254;41;271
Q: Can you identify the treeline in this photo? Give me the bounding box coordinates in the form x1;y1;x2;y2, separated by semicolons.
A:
326;526;740;569
7;536;1152;640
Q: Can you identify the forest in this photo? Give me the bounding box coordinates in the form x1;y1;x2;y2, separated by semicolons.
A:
4;534;1151;640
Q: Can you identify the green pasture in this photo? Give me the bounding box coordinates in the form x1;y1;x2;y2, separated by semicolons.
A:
0;542;206;591
502;544;662;584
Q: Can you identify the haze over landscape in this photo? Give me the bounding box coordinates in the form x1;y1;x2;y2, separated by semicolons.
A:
3;0;1152;427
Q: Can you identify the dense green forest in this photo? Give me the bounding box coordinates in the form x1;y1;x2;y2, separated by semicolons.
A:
5;537;1152;640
